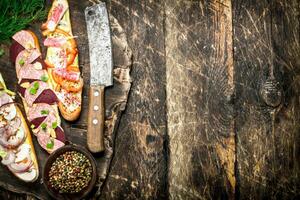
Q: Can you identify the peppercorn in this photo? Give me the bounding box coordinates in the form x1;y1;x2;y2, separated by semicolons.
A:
48;151;92;193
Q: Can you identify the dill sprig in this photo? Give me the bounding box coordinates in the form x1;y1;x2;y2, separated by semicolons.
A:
0;0;46;43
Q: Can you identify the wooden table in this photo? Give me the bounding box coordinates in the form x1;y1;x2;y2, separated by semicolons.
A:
1;0;299;199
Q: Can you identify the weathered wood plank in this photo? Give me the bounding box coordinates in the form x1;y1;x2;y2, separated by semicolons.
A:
269;0;300;198
166;0;235;199
233;0;300;199
100;0;168;199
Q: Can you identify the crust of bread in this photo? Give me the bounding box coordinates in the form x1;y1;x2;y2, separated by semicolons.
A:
27;30;41;52
16;30;62;153
58;98;81;121
44;0;82;121
15;107;39;182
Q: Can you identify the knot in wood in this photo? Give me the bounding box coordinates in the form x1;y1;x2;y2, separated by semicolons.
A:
260;78;283;108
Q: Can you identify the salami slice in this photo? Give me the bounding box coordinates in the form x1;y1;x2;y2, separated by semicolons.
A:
10;40;25;63
12;30;35;49
34;89;58;105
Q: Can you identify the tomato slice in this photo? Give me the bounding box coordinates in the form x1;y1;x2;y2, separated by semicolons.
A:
45;59;55;68
67;65;80;72
52;70;63;84
67;51;77;66
61;78;84;92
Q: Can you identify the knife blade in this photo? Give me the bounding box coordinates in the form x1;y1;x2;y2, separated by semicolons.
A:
85;2;113;153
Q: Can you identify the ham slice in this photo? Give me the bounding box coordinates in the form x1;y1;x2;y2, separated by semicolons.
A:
12;30;35;49
53;68;80;81
24;81;48;106
15;49;41;78
18;64;46;81
44;37;67;47
42;2;68;31
27;103;55;122
36;112;57;136
37;133;64;153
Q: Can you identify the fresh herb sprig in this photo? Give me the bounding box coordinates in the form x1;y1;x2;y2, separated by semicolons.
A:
0;0;46;43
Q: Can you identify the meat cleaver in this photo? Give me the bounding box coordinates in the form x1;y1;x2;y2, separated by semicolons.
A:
85;2;113;153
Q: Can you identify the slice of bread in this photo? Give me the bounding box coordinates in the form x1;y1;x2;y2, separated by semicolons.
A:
43;0;83;121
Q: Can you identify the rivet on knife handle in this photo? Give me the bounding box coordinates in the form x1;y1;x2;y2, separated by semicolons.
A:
87;85;105;153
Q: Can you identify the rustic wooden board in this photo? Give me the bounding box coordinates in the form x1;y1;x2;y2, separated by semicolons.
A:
166;0;235;199
0;0;132;199
1;0;300;199
100;0;168;199
233;0;300;199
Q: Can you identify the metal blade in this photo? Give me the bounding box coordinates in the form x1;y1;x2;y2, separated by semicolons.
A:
85;2;113;87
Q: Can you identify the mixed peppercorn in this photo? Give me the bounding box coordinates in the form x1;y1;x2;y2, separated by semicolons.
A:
48;151;92;193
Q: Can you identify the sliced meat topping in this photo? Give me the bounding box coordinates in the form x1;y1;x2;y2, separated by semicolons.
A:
53;67;80;82
0;93;12;107
15;49;41;78
44;37;67;47
12;30;35;49
37;133;64;153
27;103;55;122
18;64;47;82
24;81;49;106
42;2;68;32
37;112;57;133
0;126;25;149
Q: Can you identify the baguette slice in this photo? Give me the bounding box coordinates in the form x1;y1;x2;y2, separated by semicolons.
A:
42;0;83;121
0;75;39;182
11;30;65;154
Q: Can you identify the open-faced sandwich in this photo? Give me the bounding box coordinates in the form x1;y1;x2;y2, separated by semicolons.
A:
0;73;39;182
42;0;83;121
10;30;66;153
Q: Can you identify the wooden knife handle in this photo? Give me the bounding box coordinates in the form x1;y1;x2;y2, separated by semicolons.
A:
87;85;105;153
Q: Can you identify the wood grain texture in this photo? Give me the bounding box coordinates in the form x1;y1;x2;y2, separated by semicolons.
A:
100;0;168;199
87;85;105;153
233;0;300;199
0;0;132;199
165;0;235;199
1;0;300;199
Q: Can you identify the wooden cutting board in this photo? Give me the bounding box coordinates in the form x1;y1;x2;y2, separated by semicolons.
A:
0;1;132;199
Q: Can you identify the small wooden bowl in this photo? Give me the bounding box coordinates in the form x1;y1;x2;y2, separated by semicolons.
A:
43;145;97;200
